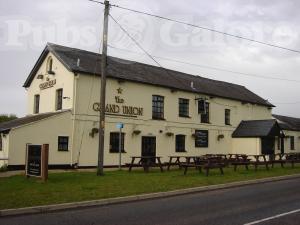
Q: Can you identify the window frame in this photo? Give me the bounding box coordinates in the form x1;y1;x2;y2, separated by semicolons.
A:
47;57;54;74
225;109;231;125
200;102;210;124
178;98;189;118
56;89;63;111
290;136;295;150
109;132;126;153
58;136;69;152
152;95;165;120
34;94;40;114
175;134;186;152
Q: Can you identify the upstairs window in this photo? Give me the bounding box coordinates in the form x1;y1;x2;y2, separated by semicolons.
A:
201;102;210;123
176;135;186;152
110;132;125;153
225;109;231;125
34;94;40;114
47;57;54;74
56;89;63;111
152;95;164;120
291;136;295;150
179;98;189;117
58;136;69;151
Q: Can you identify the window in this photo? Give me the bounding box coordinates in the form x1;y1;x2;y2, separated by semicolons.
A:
56;89;63;111
179;98;189;117
34;95;40;114
277;137;281;150
201;102;210;123
0;135;2;151
152;95;164;120
58;136;69;151
176;135;186;152
195;130;209;148
109;132;125;153
291;136;295;150
225;109;231;125
47;57;54;74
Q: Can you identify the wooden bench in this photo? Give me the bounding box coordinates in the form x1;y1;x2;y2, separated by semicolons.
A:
230;155;251;171
127;156;164;172
268;154;285;168
249;155;269;171
181;163;202;175
285;153;300;168
182;156;225;176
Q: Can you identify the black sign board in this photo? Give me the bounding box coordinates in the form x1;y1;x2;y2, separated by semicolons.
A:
195;130;209;148
26;145;42;177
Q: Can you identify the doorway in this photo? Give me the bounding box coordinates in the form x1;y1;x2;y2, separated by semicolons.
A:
261;138;275;155
142;137;156;159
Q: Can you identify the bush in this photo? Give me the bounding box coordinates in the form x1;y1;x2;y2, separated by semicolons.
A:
0;164;8;172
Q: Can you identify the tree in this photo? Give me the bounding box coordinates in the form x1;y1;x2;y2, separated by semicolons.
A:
0;114;18;123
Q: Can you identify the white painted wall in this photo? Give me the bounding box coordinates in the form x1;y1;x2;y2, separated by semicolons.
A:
26;52;75;115
7;112;72;166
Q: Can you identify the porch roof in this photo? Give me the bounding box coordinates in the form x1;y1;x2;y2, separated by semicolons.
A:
232;119;282;138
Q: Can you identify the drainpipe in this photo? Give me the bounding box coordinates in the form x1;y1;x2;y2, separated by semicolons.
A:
70;73;79;167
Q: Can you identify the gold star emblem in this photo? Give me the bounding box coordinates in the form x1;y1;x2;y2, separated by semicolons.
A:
117;88;123;94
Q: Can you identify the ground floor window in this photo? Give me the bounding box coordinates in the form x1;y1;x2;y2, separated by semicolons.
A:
176;135;186;152
58;136;69;151
290;136;295;150
110;132;125;153
195;130;209;148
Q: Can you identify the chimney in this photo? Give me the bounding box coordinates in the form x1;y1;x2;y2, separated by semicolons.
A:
77;58;80;67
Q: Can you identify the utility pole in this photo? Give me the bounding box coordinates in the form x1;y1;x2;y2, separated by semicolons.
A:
97;0;110;176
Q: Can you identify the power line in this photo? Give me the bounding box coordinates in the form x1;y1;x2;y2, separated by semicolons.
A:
109;14;187;87
87;0;300;54
108;44;300;83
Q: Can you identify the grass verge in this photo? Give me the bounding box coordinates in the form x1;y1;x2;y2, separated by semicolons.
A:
1;165;300;210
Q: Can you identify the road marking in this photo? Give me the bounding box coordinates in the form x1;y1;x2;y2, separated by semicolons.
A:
245;208;300;225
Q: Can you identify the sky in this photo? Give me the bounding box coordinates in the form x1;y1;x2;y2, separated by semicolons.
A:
0;0;299;117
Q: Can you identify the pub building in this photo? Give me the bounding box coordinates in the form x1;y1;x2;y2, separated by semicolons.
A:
0;43;299;169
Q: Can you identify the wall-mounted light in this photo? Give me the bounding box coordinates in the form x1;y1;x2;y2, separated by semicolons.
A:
37;74;44;80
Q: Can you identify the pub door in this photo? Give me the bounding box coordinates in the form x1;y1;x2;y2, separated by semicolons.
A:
261;138;275;155
142;137;156;163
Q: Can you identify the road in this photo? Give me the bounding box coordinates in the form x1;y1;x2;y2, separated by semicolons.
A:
1;178;300;225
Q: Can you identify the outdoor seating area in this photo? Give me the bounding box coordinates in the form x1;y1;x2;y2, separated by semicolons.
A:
125;153;300;176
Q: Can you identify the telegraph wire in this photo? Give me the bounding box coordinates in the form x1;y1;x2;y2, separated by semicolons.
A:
87;0;300;54
109;14;188;87
108;44;300;83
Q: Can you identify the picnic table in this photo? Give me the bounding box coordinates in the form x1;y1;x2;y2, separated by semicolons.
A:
284;153;300;168
268;154;285;168
248;155;269;171
181;156;225;176
126;156;164;172
167;156;184;170
230;154;251;171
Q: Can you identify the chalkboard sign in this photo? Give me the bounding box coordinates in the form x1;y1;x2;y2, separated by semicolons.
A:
26;144;49;181
26;145;42;177
195;130;209;148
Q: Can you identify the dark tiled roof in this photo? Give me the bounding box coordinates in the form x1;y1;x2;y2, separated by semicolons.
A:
23;43;274;107
273;114;300;131
0;111;69;133
232;119;281;138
